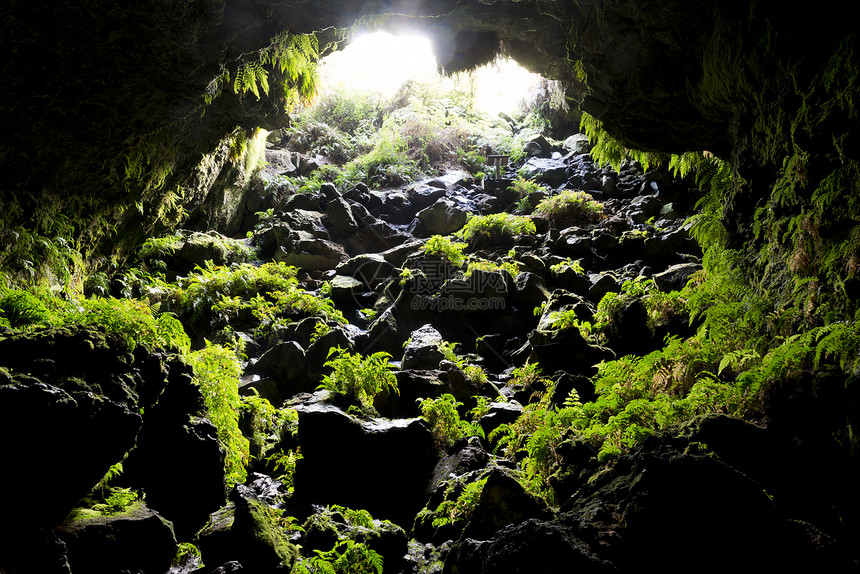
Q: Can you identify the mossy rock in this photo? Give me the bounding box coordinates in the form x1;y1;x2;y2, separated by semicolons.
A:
196;485;298;572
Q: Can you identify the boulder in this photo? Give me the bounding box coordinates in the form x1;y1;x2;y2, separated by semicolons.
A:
336;253;397;289
122;356;227;539
519;156;569;185
463;470;553;540
478;401;524;438
0;327;166;530
247;340;312;397
563;133;591;154
344;221;411;255
376;369;452;419
511;272;551;310
329;274;365;301
401;324;447;370
407;183;448;211
273;232;349;271
653;262;701;292
325;197;360;237
414;198;471;237
57;503;177;574
300;504;408;571
587;272;619;301
448;518;614;574
293;404;437;527
196;485;298;573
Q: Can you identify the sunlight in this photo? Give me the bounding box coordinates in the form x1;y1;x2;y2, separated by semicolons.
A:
318;32;437;99
318;31;544;116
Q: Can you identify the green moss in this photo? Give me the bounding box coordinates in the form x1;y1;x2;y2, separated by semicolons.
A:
245;497;298;567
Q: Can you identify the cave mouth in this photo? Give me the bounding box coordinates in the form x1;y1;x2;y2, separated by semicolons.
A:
314;30;546;116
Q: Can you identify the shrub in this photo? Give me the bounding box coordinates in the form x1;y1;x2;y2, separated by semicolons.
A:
293;539;383;574
456;212;536;247
510;175;543;197
421;235;467;267
0;288;51;327
418;393;484;450
337;132;418;189
318;348;399;407
534;189;605;227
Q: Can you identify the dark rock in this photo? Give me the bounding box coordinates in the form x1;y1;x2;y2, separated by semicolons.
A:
528;327;613;377
407;183;448;211
602;294;654;357
281;192;322;212
248;341;312;397
361;306;403;356
449;518;615;574
0;327;165;530
306;327;353;376
511;272;551;310
519;156;569;185
563;133;591;154
122;356;226;539
377;369;452;418
202;561;245;573
329;274;365;301
294;403;438;526
479;401;524;438
326;197;360;237
274;233;349;271
629;193;662;217
297;154;321;176
463;469;553;540
318;182;340;202
196;485;298;573
475;334;508;372
344;220;411;255
414;198;471;237
587;272;619;301
402;324;446;370
336;253;397;289
652;262;701;292
173;230;235;271
560;234;593;258
57;503;177;574
301;505;408;571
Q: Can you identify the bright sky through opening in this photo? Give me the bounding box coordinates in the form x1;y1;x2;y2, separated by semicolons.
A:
317;31;544;115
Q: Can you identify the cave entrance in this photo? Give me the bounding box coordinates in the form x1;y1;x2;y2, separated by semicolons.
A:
276;29;568;190
313;30;546;117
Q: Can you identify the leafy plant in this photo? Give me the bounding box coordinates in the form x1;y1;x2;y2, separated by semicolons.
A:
456;212;536;247
464;257;519;278
318;348;399;407
418;393;484;450
549;258;585;275
293;539;383;574
533;190;605;227
189;342;250;488
0;288;51;327
421;235;467;267
431;477;488;528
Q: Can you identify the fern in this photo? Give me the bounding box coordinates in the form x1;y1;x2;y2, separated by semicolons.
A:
318;348;398;407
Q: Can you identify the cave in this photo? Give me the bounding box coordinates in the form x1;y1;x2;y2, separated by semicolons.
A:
2;1;860;573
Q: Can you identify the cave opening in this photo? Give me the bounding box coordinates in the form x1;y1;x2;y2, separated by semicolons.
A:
2;3;860;573
314;30;545;117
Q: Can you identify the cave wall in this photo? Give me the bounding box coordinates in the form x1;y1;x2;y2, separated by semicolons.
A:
1;0;859;300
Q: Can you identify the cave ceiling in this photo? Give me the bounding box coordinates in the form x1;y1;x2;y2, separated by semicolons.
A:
1;0;857;231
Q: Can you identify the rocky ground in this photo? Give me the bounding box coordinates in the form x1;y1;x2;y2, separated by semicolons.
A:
2;136;857;574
